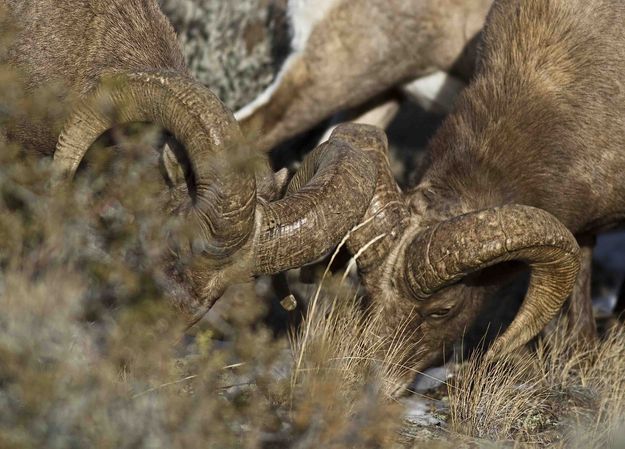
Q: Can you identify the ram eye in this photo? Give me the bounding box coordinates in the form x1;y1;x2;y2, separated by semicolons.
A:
428;308;452;319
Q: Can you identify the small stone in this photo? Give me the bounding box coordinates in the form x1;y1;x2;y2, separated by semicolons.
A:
280;294;297;311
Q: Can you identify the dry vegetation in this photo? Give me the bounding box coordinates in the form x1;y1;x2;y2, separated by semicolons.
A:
2;2;625;449
0;124;403;447
1;126;625;448
448;322;625;448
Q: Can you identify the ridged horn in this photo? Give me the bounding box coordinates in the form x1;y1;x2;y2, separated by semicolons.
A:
326;124;410;273
54;78;380;308
252;124;378;274
54;70;256;260
403;204;580;358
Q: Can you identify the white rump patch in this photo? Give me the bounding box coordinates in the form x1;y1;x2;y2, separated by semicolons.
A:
235;0;341;120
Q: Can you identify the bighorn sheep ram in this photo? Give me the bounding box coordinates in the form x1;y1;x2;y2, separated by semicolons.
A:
336;0;625;390
0;0;378;319
235;0;494;152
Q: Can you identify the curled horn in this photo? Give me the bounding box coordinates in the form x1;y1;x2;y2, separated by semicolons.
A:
54;70;256;260
403;205;581;358
253;124;379;273
54;82;379;308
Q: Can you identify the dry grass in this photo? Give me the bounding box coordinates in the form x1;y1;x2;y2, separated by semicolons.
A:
449;321;625;448
253;235;419;448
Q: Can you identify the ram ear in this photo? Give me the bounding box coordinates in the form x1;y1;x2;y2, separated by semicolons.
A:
274;167;290;194
161;140;186;186
255;166;288;202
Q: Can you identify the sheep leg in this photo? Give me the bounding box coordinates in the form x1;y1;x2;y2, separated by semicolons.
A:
317;71;465;146
317;95;401;144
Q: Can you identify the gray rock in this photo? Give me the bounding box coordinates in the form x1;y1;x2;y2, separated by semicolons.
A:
159;0;289;111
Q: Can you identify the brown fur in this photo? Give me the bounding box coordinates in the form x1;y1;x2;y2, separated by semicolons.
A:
419;0;625;231
239;0;493;152
1;0;186;154
360;0;625;384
